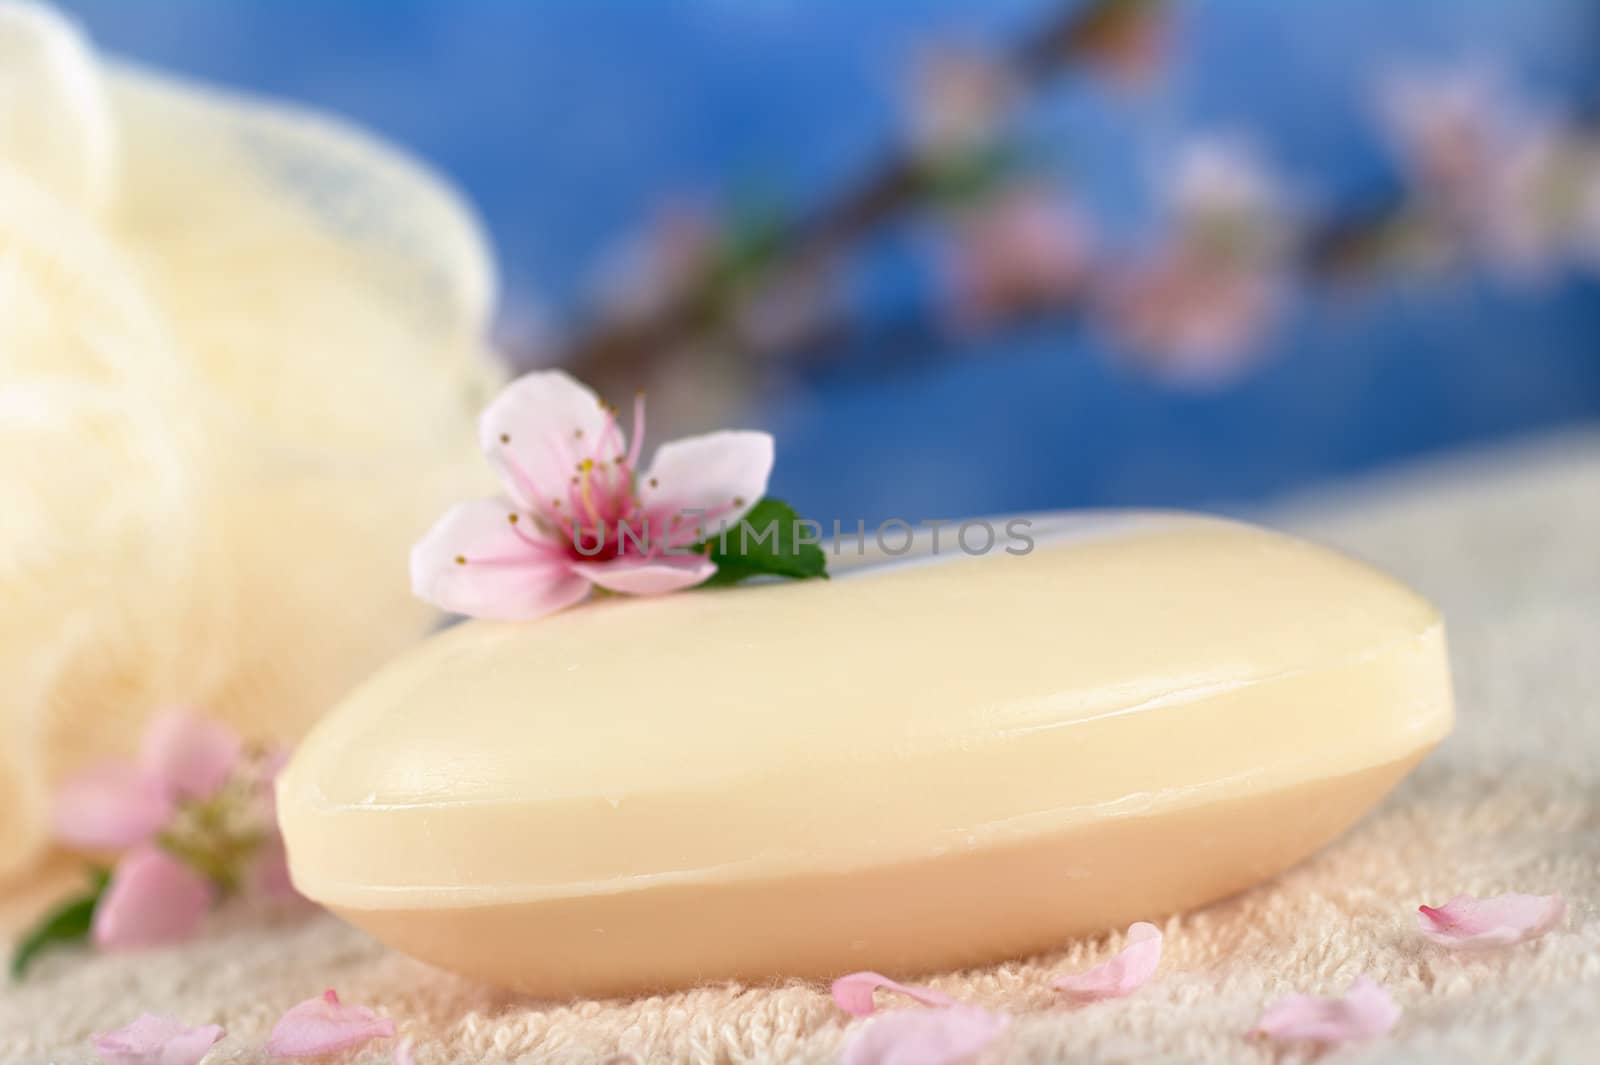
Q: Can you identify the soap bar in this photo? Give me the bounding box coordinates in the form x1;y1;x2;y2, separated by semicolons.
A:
278;513;1453;997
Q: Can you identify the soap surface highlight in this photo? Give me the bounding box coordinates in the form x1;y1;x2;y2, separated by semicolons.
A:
278;513;1453;996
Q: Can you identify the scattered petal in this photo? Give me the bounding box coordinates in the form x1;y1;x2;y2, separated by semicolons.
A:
1051;921;1162;1001
393;1038;416;1065
139;709;242;800
831;972;958;1017
570;555;717;597
1417;893;1565;947
840;1006;1008;1065
267;989;396;1058
638;430;773;524
1252;976;1400;1046
409;498;588;620
51;761;171;850
92;1014;224;1065
92;847;213;950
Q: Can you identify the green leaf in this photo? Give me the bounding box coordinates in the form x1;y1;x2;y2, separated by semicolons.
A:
10;867;110;981
697;497;828;587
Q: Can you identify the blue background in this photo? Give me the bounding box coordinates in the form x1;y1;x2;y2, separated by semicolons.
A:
67;0;1600;522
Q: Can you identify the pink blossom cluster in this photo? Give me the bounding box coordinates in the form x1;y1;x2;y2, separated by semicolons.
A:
50;710;298;952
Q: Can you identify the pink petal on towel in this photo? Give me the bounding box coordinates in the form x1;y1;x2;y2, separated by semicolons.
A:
266;990;395;1058
832;972;959;1017
92;847;214;950
1417;893;1565;947
393;1038;415;1065
841;1006;1009;1065
1252;976;1400;1046
1051;921;1162;1001
91;1013;223;1065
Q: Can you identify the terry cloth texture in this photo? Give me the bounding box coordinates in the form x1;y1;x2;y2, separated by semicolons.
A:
3;429;1599;1065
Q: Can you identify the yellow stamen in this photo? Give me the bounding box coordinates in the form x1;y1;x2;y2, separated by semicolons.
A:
579;458;601;525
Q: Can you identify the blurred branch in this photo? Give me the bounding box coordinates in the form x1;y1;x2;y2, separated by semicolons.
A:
549;0;1165;390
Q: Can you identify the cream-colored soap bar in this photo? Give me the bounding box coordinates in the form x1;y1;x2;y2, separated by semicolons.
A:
278;513;1452;997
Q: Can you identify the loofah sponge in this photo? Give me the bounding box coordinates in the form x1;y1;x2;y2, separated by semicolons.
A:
0;1;500;881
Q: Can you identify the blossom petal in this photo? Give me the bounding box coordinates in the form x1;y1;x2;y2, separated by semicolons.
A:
409;498;588;621
253;836;304;903
1417;893;1565;947
1252;976;1400;1046
139;710;242;800
51;761;171;850
91;1014;224;1065
266;990;395;1058
831;972;959;1017
1051;921;1162;1001
639;430;773;527
569;555;717;597
93;847;214;950
479;371;614;510
840;1006;1009;1065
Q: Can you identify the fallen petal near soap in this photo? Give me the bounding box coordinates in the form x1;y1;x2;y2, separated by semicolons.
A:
832;972;959;1016
266;990;396;1058
1417;892;1565;947
1251;976;1401;1046
91;1013;224;1065
840;1006;1009;1065
1051;921;1162;1001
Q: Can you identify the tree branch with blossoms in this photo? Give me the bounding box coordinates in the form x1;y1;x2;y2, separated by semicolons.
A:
508;0;1600;425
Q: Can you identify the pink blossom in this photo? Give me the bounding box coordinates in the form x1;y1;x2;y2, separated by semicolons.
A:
1381;70;1511;243
1252;976;1400;1047
831;972;958;1017
266;990;396;1059
52;710;242;851
411;371;773;621
1051;921;1162;1002
1104;249;1279;382
947;187;1092;326
909;48;1014;156
1417;892;1566;948
1105;141;1286;380
91;1013;224;1065
1377;70;1600;277
92;846;214;950
1481;124;1600;279
840;1005;1009;1065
